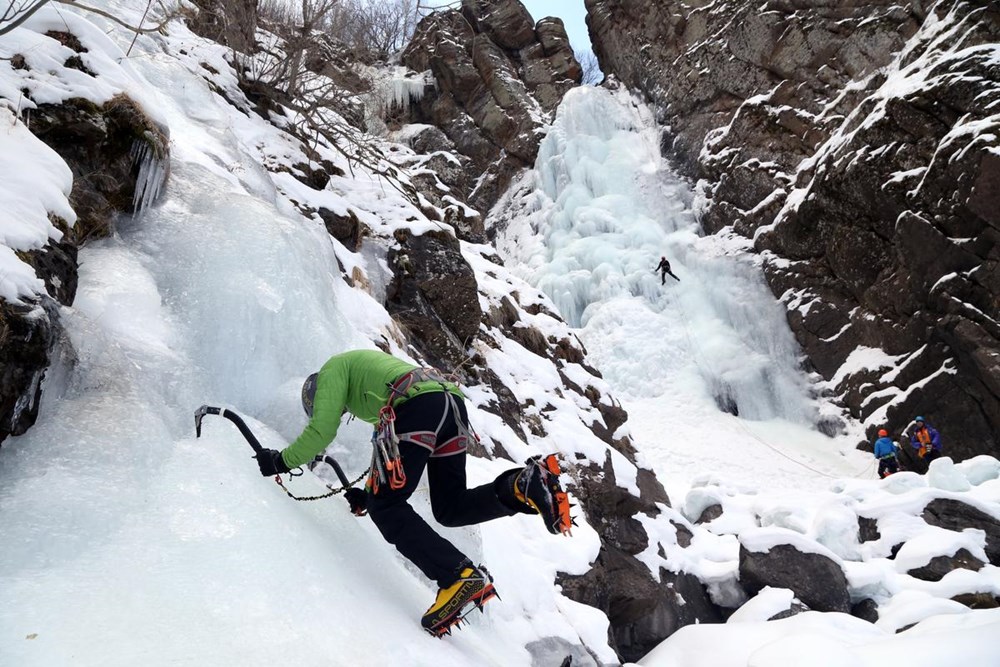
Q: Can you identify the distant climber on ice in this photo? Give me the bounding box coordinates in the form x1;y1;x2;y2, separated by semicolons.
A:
872;428;899;478
252;349;574;637
655;256;680;284
909;415;942;463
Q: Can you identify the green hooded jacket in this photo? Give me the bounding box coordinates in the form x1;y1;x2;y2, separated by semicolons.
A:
280;349;462;469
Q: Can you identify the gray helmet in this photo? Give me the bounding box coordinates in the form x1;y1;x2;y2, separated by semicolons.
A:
301;373;318;417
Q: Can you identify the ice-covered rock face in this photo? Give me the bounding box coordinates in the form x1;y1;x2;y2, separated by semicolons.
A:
0;15;169;446
586;0;1000;461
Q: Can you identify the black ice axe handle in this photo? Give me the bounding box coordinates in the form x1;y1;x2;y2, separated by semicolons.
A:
193;405;353;488
319;455;352;489
194;405;264;454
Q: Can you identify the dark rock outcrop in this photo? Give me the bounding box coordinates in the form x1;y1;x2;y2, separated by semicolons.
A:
28;94;169;244
318;208;363;251
586;0;1000;460
386;229;483;369
402;0;582;213
922;498;1000;566
1;241;78;442
907;548;985;582
560;453;722;661
560;551;722;663
0;300;58;444
739;543;851;613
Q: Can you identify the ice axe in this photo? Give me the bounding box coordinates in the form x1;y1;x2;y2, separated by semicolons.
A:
193;404;353;490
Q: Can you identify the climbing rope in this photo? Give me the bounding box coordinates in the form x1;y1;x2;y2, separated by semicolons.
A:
734;419;875;480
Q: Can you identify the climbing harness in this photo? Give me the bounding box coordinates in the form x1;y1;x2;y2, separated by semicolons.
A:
367;368;479;495
194;404;366;501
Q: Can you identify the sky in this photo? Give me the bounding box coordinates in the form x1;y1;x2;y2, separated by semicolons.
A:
519;0;591;52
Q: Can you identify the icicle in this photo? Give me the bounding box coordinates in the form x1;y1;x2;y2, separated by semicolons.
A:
131;135;168;217
382;67;436;113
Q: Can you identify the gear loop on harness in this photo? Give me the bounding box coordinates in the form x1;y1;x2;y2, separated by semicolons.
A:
369;403;406;494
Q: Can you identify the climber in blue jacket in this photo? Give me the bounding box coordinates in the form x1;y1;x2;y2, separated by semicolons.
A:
873;428;899;478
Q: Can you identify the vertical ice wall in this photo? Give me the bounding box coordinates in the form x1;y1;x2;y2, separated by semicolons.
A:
495;86;818;424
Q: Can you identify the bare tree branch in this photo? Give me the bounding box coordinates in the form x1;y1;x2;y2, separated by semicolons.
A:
1;0;173;39
0;0;53;37
575;49;603;86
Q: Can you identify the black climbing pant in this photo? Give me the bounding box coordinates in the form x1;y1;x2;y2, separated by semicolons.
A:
878;457;899;478
923;448;942;464
366;391;517;588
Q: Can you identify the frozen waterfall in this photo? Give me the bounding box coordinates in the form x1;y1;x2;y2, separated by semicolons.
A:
494;86;819;425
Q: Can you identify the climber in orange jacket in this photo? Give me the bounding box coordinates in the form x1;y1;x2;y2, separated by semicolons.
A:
909;416;942;463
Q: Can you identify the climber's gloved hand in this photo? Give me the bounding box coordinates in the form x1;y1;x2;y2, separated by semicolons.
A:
345;487;368;516
256;448;290;477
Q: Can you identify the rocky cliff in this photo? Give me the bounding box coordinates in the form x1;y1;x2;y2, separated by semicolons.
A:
586;0;1000;461
401;0;582;217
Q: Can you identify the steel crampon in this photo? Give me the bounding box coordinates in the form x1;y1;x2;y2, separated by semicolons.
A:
425;586;498;638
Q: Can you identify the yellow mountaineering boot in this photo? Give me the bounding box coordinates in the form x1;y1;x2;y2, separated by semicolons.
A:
421;564;496;637
514;454;575;536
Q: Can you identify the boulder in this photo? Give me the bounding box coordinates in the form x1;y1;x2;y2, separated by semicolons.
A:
906;548;985;582
922;498;1000;566
858;515;881;543
696;503;724;525
851;598;880;624
559;550;722;663
952;592;1000;610
738;542;850;613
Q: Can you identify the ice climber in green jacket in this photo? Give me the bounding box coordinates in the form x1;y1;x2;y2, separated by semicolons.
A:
253;349;573;637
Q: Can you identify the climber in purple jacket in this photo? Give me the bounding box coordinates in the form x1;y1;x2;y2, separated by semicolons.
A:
910;416;942;463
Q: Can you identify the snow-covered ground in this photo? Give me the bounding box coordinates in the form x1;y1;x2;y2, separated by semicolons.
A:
2;2;1000;666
